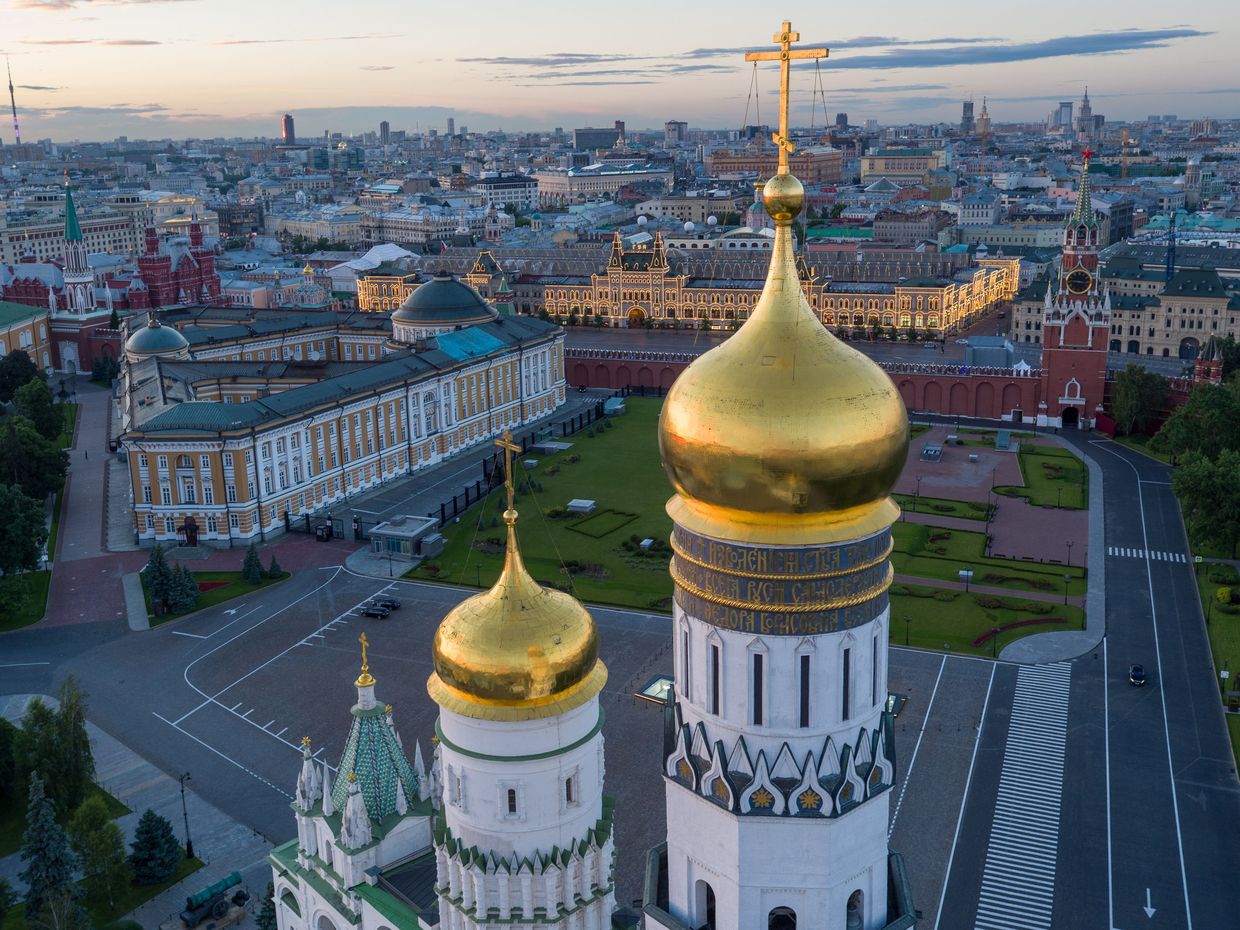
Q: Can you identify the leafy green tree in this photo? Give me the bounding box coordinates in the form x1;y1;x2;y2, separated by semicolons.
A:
1111;364;1169;436
1151;383;1240;463
54;676;95;813
18;775;79;919
16;700;60;805
0;876;15;914
69;795;130;907
129;809;182;885
0;348;44;403
256;882;277;930
0;720;15;804
0;483;49;577
1173;449;1240;558
27;886;90;930
144;544;172;611
266;554;283;580
242;542;264;585
1214;334;1240;380
15;378;64;441
0;416;69;500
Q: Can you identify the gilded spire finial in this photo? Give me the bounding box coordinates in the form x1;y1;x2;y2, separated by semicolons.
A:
301;735;311;747
356;631;375;687
745;21;828;175
347;771;357;783
494;428;522;522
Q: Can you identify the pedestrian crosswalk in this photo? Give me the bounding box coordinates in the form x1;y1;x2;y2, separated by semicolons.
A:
973;662;1071;930
1107;546;1187;562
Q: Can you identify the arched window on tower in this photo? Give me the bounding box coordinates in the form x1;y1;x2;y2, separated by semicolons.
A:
506;788;517;815
769;906;797;930
694;881;717;930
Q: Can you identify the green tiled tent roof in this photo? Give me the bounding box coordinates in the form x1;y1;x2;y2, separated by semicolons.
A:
333;703;418;822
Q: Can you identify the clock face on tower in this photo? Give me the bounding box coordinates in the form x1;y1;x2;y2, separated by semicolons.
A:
1065;269;1093;295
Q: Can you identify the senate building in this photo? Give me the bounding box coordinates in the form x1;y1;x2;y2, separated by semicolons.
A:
118;275;564;547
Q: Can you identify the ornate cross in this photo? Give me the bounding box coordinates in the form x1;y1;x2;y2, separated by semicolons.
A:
745;20;828;174
495;428;521;511
358;631;370;676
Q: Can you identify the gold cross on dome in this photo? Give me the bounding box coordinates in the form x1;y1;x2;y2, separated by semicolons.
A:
745;20;828;174
495;428;522;511
356;631;374;686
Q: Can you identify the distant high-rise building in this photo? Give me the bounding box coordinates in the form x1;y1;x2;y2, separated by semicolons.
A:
281;113;295;145
975;97;991;139
835;112;849;129
961;98;975;135
459;125;468;136
614;119;626;144
446;117;455;137
864;118;880;132
1075;87;1093;138
573;126;621;150
1049;101;1073;131
664;120;689;144
379;120;390;145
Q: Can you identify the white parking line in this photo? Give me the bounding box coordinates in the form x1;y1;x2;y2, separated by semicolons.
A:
171;631;207;639
888;653;947;839
152;712;292;799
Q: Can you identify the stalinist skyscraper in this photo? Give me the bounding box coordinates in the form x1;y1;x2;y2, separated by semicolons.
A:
644;21;916;930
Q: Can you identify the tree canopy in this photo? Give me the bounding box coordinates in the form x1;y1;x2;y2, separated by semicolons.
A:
1111;364;1168;436
14;378;64;442
1151;382;1240;463
0;415;69;500
1172;449;1240;559
0;484;49;577
0;349;45;403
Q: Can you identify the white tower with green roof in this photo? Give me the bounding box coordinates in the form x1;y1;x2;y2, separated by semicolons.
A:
60;175;94;316
271;637;438;930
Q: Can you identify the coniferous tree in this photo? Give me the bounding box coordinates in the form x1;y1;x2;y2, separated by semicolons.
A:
129;809;182;885
0;876;15;914
68;795;130;907
108;308;120;330
145;544;172;611
166;564;200;614
18;775;79;919
53;676;95;813
16;700;60;806
266;554;283;580
242;542;264;585
256;882;278;930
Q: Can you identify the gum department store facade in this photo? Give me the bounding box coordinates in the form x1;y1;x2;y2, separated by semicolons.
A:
538;231;1019;335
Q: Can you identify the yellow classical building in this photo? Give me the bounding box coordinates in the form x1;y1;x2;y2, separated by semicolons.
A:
540;232;1019;335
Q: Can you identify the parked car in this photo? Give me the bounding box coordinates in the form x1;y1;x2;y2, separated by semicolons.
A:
373;597;402;612
361;604;391;619
955;338;969;345
1128;664;1147;687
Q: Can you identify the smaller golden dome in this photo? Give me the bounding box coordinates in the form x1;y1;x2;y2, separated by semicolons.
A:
428;506;606;721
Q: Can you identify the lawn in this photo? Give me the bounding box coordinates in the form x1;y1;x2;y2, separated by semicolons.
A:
55;403;78;451
0;571;51;633
1195;564;1240;763
891;521;1087;596
409;398;677;611
893;494;991;521
145;569;288;626
1113;433;1172;464
890;582;1084;658
1;855;203;930
995;445;1088;509
1229;716;1240;771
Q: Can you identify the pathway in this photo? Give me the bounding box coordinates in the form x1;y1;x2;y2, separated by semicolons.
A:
0;695;270;929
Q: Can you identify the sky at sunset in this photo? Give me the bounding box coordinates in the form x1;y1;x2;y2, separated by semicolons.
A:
2;0;1238;142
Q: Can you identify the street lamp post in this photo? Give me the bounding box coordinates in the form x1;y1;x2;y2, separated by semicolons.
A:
1057;487;1063;509
904;615;912;646
913;476;922;513
178;773;194;859
991;627;1001;659
1063;573;1071;606
1066;540;1074;567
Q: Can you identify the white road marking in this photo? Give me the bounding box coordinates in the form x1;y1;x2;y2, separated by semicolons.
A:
888;653;947;839
171;631;207;639
152;712;292;799
1108;547;1185;563
934;661;997;930
0;662;51;668
973;663;1072;930
1092;442;1195;929
1105;636;1115;930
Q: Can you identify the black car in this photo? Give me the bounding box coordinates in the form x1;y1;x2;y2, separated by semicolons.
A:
1128;664;1147;687
373;597;401;611
361;604;391;619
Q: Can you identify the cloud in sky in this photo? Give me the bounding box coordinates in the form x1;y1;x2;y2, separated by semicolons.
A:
18;84;62;91
21;37;162;44
14;0;195;8
360;65;395;72
212;34;403;46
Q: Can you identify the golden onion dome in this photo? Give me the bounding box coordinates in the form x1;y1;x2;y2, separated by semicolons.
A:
658;171;909;545
428;506;606;721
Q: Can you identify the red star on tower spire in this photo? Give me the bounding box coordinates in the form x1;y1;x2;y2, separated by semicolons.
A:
1082;148;1094;162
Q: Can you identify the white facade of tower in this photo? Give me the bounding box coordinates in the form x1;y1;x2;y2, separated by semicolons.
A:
649;525;898;930
433;696;616;929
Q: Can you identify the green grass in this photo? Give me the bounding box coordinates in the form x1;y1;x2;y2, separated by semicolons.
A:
145;569;288;626
892;521;1086;595
0;571;51;633
55;403;78;451
1112;433;1172;464
566;509;638;538
890;582;1084;657
893;494;991;521
409;399;676;611
1196;564;1240;765
995;445;1088;509
2;855;203;930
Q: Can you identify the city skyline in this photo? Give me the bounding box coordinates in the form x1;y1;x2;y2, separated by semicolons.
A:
1;0;1238;141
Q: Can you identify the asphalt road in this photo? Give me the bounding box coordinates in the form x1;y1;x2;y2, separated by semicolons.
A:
926;416;1240;929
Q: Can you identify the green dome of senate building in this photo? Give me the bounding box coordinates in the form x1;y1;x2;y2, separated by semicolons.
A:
124;314;190;362
391;272;498;328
